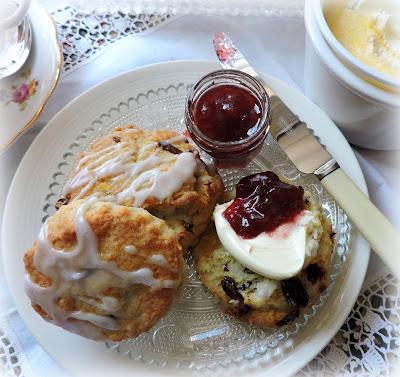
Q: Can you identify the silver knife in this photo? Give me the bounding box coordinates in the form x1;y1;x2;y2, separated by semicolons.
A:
213;32;400;278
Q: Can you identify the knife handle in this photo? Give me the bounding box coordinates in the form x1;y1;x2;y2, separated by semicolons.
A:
321;168;400;278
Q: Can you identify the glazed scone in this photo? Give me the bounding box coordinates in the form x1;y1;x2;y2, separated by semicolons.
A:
194;195;334;327
24;199;184;341
62;125;224;250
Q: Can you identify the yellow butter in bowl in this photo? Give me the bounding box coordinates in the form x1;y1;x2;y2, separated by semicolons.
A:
325;0;400;81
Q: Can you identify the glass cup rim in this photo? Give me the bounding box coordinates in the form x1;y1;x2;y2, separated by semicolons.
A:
0;0;31;32
186;69;271;149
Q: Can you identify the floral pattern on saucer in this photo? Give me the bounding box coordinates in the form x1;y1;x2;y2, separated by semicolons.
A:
0;69;39;111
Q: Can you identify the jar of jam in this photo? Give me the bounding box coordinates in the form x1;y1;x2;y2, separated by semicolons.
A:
185;70;270;169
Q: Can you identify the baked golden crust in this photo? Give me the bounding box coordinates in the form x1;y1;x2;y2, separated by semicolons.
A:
65;125;224;251
194;198;333;328
24;200;184;341
24;126;224;341
65;126;194;207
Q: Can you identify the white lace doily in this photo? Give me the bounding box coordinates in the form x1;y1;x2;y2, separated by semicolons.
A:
0;322;21;377
62;0;304;17
1;6;399;377
299;274;400;376
52;7;174;73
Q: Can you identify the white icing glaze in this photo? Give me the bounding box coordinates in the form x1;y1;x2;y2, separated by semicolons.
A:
117;128;140;134
75;143;125;172
25;198;176;338
114;152;197;206
124;245;137;254
63;143;132;199
78;295;121;312
147;254;178;272
163;134;188;144
127;249;176;271
70;311;119;331
63;134;197;208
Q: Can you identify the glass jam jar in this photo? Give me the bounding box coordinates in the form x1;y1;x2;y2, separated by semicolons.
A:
185;70;270;169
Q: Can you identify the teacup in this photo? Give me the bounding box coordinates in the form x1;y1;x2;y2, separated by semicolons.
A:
0;0;32;78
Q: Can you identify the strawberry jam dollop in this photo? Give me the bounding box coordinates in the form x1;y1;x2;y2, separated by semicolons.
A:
223;172;305;239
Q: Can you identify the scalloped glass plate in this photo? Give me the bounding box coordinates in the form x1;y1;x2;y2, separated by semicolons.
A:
2;61;369;377
41;83;351;370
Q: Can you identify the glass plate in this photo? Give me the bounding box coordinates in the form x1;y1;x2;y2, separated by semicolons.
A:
42;82;351;370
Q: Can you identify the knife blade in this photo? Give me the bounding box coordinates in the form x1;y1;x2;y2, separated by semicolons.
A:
213;32;400;278
213;32;338;180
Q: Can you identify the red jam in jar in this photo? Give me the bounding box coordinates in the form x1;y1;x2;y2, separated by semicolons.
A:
193;84;262;143
186;70;270;169
223;171;305;239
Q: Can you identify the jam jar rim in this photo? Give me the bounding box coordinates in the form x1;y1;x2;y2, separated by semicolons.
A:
185;69;271;149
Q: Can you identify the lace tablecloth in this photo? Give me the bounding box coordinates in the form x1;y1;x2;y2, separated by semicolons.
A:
0;4;399;377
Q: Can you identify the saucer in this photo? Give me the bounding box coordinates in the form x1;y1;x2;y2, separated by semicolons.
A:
0;0;61;154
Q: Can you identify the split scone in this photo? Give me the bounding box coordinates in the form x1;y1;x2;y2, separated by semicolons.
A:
62;125;224;251
24;200;184;341
194;172;334;327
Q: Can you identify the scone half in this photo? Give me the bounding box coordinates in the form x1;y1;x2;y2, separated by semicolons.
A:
24;199;184;341
194;192;334;327
62;125;224;251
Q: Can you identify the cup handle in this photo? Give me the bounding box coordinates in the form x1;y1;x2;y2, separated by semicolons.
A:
0;0;31;31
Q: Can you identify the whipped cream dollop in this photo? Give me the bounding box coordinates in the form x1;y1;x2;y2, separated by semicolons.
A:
326;0;400;79
214;201;323;280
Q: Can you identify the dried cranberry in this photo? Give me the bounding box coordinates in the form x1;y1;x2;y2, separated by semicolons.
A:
158;141;182;154
221;276;243;301
238;304;252;315
277;308;300;326
183;221;193;233
55;197;68;210
305;264;325;285
280;278;309;307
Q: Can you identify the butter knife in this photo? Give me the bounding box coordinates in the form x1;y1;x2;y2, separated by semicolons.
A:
213;32;400;278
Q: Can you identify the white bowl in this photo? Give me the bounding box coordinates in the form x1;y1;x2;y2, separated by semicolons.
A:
304;0;400;150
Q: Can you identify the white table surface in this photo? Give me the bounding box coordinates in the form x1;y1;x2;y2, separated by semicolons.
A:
0;3;399;376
